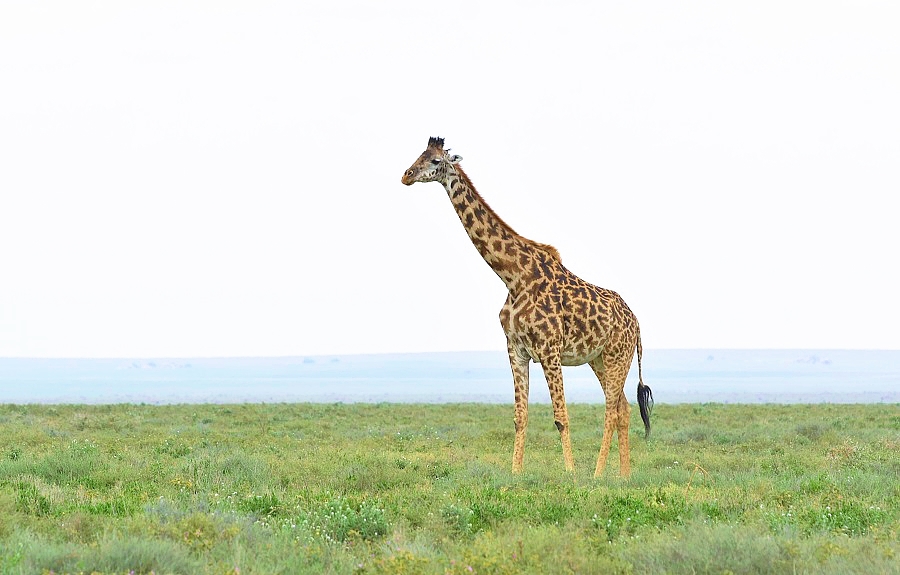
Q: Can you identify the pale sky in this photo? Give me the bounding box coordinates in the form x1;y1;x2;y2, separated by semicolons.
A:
1;1;898;358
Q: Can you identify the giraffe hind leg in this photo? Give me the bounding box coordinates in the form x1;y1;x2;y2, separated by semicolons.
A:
590;356;630;478
616;391;632;478
593;395;618;478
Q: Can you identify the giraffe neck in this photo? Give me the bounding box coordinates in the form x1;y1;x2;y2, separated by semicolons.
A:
440;165;543;292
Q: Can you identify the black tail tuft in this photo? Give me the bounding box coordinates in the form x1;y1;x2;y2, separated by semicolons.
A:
637;383;653;440
635;327;652;440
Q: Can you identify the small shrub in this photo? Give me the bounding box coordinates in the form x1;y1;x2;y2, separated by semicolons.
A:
157;435;193;458
0;540;26;572
671;426;712;444
798;501;888;536
79;533;201;574
827;439;862;467
426;460;452;480
15;481;51;516
238;492;282;517
700;500;727;522
173;513;225;552
799;472;831;494
60;512;103;543
623;522;789;574
442;503;478;536
302;497;389;542
594;490;686;541
363;550;431;575
32;448;113;489
795;423;828;442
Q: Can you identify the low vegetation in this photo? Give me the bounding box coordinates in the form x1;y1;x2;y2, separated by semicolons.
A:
0;403;896;574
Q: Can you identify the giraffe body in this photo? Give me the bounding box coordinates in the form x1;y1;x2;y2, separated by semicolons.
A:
402;137;652;477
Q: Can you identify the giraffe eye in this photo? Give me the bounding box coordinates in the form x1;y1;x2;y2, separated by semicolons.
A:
430;159;442;165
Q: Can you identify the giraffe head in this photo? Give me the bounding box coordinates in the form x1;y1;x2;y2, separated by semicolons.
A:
401;137;463;186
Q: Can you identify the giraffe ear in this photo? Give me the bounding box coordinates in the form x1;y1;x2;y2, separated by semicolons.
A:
448;154;462;164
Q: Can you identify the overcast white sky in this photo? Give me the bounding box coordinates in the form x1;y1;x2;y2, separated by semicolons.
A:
1;1;898;358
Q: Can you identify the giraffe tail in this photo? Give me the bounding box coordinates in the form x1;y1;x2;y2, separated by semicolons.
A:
636;328;654;440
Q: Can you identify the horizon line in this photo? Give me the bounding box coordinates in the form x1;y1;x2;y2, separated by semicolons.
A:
2;347;899;361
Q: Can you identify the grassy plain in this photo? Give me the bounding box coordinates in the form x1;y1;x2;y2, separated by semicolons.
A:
0;402;897;574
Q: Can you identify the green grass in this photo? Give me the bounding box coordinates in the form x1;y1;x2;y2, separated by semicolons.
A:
0;403;897;574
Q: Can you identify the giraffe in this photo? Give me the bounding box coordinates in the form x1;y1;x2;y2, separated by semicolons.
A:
401;137;653;477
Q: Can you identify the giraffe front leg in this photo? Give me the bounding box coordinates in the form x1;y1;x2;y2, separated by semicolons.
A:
507;341;530;474
542;357;574;473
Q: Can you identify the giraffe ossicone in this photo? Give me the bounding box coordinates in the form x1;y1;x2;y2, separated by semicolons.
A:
401;137;653;478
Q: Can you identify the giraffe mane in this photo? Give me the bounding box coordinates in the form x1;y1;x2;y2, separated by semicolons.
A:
454;164;562;263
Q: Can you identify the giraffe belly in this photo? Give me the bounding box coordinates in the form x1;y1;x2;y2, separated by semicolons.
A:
560;348;603;367
518;346;601;367
505;328;602;367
